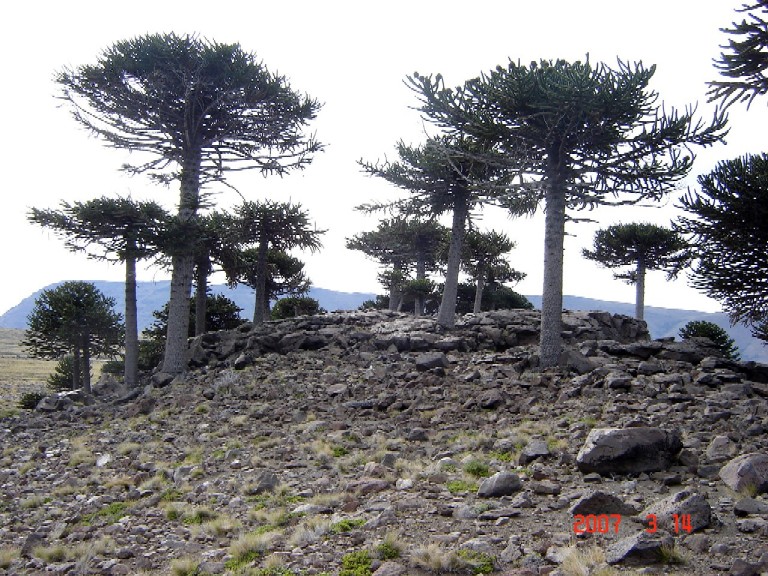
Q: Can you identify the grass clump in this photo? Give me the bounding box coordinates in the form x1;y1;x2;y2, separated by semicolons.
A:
226;532;275;571
0;546;19;569
340;550;373;576
32;544;67;563
560;546;619;576
446;479;478;494
457;549;494;574
330;518;365;534
658;543;687;565
376;532;402;560
170;556;201;576
463;460;491;478
411;543;468;573
81;501;129;525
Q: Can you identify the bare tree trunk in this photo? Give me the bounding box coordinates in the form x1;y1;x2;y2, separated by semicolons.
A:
539;175;567;368
253;237;270;324
124;250;138;388
162;147;201;375
72;346;81;391
414;249;426;317
473;264;486;314
194;259;208;336
437;190;469;328
635;258;646;321
81;332;92;395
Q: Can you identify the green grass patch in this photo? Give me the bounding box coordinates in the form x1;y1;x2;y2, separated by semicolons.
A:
81;501;129;525
330;518;366;534
463;460;491;478
340;550;373;576
446;479;478;494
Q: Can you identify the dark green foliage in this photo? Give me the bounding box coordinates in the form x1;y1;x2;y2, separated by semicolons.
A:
679;320;741;360
138;339;164;372
453;283;532;314
358;296;389;310
47;356;91;393
271;297;324;320
145;293;244;343
18;391;47;410
101;359;125;375
339;550;373;576
23;282;123;392
677;154;768;337
709;0;768;109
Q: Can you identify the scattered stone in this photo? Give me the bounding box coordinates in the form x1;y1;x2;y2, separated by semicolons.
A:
605;531;675;565
720;453;768;494
415;352;450;371
641;490;712;533
576;427;683;476
569;491;639;516
477;472;523;497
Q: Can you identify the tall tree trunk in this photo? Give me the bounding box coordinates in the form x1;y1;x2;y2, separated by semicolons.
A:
81;332;92;395
253;236;270;323
72;346;81;391
194;258;208;336
437;190;469;328
473;264;486;314
414;249;426;317
124;249;138;388
540;173;567;368
635;257;646;321
162;147;201;375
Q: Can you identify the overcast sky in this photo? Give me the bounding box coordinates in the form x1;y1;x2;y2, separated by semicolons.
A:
1;1;765;316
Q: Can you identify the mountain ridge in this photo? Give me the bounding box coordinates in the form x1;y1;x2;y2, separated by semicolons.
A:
1;280;765;362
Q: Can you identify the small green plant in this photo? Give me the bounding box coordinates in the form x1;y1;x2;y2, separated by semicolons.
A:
330;518;366;534
376;533;402;560
182;506;217;525
679;320;741;360
446;479;478;494
18;391;46;410
488;451;514;462
32;544;67;563
457;549;495;574
101;358;125;375
463;460;491;478
340;550;373;576
226;531;274;571
658;543;687;565
332;445;349;457
160;487;184;502
81;501;129;525
0;546;18;569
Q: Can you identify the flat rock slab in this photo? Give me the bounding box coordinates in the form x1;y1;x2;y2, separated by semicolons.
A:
569;490;639;516
605;531;675;565
641;489;712;533
576;427;683;476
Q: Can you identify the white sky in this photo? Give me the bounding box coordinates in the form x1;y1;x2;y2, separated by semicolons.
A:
1;0;765;316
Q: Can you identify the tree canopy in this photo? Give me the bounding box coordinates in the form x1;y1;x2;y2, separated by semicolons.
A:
408;58;727;366
461;229;524;314
676;154;768;338
23;282;123;394
582;222;690;320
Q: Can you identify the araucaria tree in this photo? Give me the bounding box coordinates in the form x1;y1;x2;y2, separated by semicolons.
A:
224;200;323;323
57;33;322;375
28;198;167;388
462;229;525;314
582;223;690;321
23;281;123;394
409;59;727;366
676;154;768;338
360;137;520;327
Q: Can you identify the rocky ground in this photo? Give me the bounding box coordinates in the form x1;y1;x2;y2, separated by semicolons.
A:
1;309;767;576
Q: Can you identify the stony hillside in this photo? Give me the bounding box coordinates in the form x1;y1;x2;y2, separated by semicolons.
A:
1;309;767;576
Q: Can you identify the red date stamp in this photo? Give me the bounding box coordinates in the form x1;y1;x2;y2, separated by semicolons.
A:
573;514;692;535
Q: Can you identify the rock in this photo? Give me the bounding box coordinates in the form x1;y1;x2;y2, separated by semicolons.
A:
477;472;523;497
518;439;550;465
151;372;175;388
372;562;406;576
246;471;279;495
641;490;712;533
576;427;683;476
720;453;768;494
414;352;450;371
569;491;639;516
605;531;675;565
706;434;738;462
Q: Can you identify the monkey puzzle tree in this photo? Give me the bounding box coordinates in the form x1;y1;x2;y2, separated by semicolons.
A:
676;154;768;339
28;197;167;387
461;229;525;313
708;0;768;109
582;223;690;321
347;217;448;315
57;33;322;374
408;58;727;366
224;200;323;323
360;136;524;327
679;320;741;361
23;282;123;394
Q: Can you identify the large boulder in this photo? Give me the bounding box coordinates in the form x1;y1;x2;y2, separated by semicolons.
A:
719;453;768;494
576;427;682;476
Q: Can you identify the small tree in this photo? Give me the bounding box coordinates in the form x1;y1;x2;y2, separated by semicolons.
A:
462;229;525;313
271;297;324;319
23;282;123;394
679;320;741;361
582;223;690;320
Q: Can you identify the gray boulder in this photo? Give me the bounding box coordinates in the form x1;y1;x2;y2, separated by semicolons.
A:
576;427;682;476
477;471;522;498
719;453;768;494
641;490;712;533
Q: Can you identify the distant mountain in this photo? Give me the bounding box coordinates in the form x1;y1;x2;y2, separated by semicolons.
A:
2;282;765;362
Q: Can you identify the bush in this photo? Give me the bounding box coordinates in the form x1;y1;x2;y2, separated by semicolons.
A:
340;550;372;576
18;391;47;410
679;320;741;360
47;355;77;392
101;358;124;375
271;297;324;319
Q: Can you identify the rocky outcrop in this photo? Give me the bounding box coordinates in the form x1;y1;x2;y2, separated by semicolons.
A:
1;309;768;575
